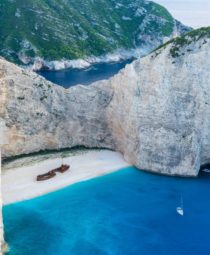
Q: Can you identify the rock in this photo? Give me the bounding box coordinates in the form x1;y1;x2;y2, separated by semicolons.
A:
0;122;8;254
0;28;210;177
31;58;91;71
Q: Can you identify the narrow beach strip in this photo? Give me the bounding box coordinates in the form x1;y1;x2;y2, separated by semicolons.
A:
2;150;130;205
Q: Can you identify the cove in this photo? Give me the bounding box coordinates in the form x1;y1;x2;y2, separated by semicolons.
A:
37;59;133;88
3;167;210;255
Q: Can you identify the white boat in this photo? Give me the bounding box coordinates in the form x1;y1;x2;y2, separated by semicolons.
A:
176;207;184;216
176;196;184;216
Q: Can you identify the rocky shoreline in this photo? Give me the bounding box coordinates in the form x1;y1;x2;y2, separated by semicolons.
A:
25;48;143;71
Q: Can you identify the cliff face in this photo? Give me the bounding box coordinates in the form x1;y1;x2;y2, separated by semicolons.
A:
0;28;210;176
0;62;115;156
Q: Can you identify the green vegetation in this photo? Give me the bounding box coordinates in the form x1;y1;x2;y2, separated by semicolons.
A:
147;2;174;36
153;27;210;58
17;96;25;100
0;0;187;64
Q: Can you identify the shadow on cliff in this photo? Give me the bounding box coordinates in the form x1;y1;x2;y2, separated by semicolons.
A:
2;146;113;165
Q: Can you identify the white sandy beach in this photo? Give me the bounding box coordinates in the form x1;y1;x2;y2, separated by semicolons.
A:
2;150;130;205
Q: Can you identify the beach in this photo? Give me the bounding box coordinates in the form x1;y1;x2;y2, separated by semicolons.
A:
2;149;130;205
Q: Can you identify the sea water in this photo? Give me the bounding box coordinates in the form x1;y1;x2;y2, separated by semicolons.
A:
3;167;210;255
37;60;133;88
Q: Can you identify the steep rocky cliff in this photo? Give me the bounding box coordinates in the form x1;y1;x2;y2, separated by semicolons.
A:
0;27;210;176
0;0;190;69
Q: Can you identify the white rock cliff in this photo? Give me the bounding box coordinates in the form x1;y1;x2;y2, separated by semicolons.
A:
0;30;210;177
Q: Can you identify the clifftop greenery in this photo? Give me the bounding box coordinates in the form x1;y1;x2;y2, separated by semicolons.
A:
0;0;189;65
154;27;210;58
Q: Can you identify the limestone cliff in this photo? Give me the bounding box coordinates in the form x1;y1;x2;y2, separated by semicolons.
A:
0;28;210;176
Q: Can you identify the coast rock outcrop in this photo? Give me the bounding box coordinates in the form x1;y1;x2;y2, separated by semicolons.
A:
0;28;210;177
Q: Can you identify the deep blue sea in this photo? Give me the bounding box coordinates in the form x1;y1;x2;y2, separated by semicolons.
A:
37;60;133;88
3;167;210;255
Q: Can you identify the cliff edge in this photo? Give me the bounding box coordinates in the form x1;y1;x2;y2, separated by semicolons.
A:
1;27;210;176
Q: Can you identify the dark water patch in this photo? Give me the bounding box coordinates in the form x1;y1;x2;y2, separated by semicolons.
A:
37;59;133;88
200;163;210;171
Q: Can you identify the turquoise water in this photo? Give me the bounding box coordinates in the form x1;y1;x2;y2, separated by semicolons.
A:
3;167;210;255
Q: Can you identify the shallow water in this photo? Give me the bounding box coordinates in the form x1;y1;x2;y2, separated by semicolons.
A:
37;60;133;88
3;167;210;255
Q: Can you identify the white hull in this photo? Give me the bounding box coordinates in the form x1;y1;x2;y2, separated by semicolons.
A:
177;207;184;216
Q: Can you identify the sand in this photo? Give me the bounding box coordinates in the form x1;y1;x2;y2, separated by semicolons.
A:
2;150;130;205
